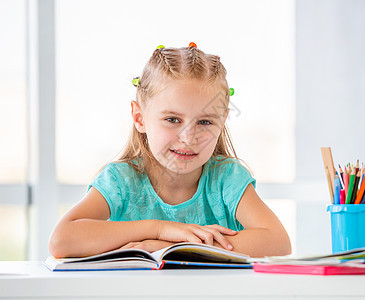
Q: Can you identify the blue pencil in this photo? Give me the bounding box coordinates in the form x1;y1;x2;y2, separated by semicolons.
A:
336;170;344;190
333;175;341;204
338;165;345;189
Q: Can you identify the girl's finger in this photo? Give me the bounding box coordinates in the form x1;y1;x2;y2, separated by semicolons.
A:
119;242;134;249
202;227;233;250
192;228;214;245
215;234;233;250
204;224;237;235
184;231;203;244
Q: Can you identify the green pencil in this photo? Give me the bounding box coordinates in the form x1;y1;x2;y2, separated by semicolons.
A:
346;169;356;204
350;171;361;204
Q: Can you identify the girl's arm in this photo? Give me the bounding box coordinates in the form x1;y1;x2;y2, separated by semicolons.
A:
49;187;236;258
213;183;292;257
48;187;160;258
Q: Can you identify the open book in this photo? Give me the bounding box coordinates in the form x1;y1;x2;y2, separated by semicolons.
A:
44;242;252;271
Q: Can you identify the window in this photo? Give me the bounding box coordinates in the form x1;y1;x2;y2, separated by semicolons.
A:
56;0;295;184
0;0;27;260
0;0;296;260
0;0;27;184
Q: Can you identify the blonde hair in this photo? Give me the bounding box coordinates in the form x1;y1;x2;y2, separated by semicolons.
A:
117;46;238;173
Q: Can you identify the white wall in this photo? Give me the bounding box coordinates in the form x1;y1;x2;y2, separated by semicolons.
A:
296;0;365;180
294;0;365;255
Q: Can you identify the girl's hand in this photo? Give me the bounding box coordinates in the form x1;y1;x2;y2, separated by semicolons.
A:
156;221;237;250
119;240;175;253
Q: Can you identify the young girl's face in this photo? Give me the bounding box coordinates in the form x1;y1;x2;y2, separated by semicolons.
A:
138;79;228;176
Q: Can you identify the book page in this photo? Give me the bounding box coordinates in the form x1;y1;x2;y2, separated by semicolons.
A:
151;243;250;264
53;247;156;264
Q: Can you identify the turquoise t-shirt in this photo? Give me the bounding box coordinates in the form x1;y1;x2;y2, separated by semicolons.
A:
88;157;256;231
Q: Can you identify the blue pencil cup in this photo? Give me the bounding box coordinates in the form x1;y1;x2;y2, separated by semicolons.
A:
327;204;365;253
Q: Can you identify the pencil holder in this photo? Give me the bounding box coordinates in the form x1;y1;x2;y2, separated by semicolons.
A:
327;204;365;253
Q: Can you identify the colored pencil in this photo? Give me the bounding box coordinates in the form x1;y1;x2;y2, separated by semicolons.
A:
346;168;356;204
354;171;365;204
361;190;365;204
333;174;341;204
340;189;346;204
343;166;349;198
360;164;364;188
338;165;344;189
350;171;361;204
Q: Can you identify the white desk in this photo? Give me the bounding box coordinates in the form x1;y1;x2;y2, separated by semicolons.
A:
1;261;365;300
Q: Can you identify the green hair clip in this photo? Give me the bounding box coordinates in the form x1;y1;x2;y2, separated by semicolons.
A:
132;77;140;87
229;88;235;96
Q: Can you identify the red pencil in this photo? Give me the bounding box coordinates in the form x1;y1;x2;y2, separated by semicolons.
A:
344;166;349;198
340;189;346;204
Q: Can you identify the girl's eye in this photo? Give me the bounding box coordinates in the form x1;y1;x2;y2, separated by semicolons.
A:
166;117;180;123
198;120;212;125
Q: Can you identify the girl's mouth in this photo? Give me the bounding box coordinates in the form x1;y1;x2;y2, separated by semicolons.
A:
169;149;198;160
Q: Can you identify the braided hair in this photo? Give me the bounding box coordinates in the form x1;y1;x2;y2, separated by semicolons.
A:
118;46;236;173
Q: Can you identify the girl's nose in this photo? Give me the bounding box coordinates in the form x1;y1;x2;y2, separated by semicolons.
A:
177;124;198;145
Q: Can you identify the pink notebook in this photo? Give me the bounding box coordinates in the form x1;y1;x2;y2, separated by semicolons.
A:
253;263;365;276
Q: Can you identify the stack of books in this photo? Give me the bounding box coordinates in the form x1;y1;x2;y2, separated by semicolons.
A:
253;247;365;275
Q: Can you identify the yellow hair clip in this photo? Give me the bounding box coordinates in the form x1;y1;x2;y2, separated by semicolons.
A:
132;77;140;87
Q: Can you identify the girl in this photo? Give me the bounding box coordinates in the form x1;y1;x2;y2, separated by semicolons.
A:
49;43;291;258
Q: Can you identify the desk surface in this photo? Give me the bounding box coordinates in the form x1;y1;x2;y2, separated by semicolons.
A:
1;261;365;300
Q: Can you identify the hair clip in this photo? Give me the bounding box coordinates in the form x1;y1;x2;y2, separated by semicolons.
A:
156;45;165;49
229;88;235;96
132;77;140;87
189;42;197;48
216;55;220;61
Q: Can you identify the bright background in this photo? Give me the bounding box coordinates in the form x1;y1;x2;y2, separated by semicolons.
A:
1;0;364;260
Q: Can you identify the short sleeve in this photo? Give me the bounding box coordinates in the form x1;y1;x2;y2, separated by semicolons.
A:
87;164;123;220
222;161;256;227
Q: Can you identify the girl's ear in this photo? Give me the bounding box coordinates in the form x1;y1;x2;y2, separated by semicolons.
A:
131;101;146;133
